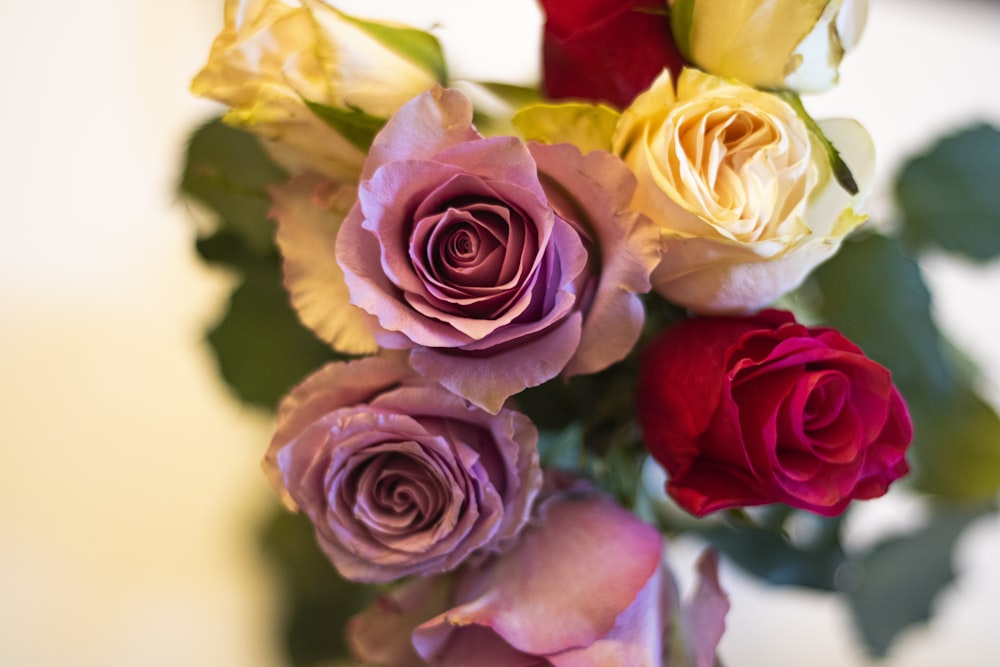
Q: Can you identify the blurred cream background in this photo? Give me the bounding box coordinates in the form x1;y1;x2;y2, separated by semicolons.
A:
0;1;997;666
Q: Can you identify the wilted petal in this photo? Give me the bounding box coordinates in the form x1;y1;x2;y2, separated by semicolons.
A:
272;174;379;354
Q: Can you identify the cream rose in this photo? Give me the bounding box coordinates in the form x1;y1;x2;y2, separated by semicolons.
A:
613;68;873;314
670;0;868;93
191;0;441;182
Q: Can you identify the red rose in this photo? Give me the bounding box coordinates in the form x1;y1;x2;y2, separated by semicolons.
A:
539;0;685;108
636;310;912;517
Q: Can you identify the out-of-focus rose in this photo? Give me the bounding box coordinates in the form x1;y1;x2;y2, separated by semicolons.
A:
539;0;685;109
263;355;541;583
614;68;874;314
670;0;868;93
325;87;659;413
191;0;441;181
636;310;912;517
349;482;729;666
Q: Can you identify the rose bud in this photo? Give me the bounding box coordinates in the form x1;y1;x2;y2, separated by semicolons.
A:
263;355;542;583
670;0;868;93
636;310;912;517
191;0;442;181
539;0;686;108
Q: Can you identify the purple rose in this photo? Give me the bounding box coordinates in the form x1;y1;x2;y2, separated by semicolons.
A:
333;87;659;412
262;355;541;583
349;482;730;666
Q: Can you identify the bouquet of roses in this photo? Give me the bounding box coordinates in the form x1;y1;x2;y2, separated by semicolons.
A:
181;0;1000;664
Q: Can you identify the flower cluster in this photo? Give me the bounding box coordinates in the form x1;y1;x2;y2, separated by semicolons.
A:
192;0;912;664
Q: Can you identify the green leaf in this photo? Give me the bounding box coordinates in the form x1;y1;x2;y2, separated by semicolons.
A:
335;10;448;84
537;423;584;470
471;81;542;110
180;118;287;255
698;509;846;590
194;229;277;273
260;506;375;666
844;506;987;657
206;264;341;409
811;233;952;399
812;233;1000;501
907;388;1000;500
896;124;1000;261
304;100;387;153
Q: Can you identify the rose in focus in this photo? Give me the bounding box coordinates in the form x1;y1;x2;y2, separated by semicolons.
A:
349;481;729;666
614;68;874;313
263;355;541;583
539;0;685;109
324;87;658;413
636;310;912;516
191;0;441;181
671;0;869;93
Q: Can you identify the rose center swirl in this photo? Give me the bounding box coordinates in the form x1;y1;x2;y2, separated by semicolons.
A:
352;451;448;536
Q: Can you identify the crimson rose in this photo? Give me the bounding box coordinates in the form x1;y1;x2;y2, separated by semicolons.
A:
539;0;685;108
636;310;912;516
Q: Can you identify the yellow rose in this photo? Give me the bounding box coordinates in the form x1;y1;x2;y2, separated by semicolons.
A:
671;0;868;93
191;0;442;182
613;68;873;313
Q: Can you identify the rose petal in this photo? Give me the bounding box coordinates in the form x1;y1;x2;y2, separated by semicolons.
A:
271;174;379;354
410;312;583;414
529;142;660;376
414;492;662;657
348;575;455;667
363;86;481;180
681;549;730;667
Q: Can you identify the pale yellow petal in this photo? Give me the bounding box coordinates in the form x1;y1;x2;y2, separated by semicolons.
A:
806;118;875;238
272;174;379;355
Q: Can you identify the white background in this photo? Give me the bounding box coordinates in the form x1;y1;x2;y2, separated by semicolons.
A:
0;1;998;665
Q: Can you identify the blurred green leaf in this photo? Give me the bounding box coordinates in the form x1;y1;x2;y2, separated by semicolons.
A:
261;507;375;666
812;233;1000;501
207;264;340;409
844;506;987;657
698;510;846;591
305;100;387;153
194;228;280;274
537;423;584;470
897;124;1000;261
907;389;1000;500
473;81;542;109
812;234;952;398
180;118;286;255
336;9;448;84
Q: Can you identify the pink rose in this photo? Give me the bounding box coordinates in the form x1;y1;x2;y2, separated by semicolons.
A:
349;482;729;667
333;88;659;413
636;310;913;516
263;355;541;583
539;0;685;108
